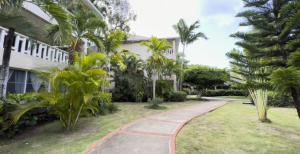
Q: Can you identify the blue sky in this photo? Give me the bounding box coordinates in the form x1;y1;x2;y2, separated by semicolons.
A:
128;0;246;68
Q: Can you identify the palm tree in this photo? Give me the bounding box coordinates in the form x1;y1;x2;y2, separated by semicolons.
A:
173;19;207;90
12;52;111;130
113;52;147;102
142;37;171;99
100;30;126;84
227;49;270;122
48;2;106;63
0;0;73;99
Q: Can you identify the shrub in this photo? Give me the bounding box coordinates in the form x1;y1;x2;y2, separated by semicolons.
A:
12;53;111;130
167;91;187;102
0;95;56;138
107;103;119;113
147;98;164;109
156;80;173;99
202;89;248;97
268;94;293;107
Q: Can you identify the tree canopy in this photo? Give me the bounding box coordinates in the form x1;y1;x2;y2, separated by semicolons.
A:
184;65;229;91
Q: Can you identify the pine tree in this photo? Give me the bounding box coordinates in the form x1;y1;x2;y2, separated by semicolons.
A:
233;0;300;118
227;49;270;122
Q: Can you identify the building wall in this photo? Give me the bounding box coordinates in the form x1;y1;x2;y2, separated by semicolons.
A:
121;40;178;61
0;48;67;71
120;39;179;91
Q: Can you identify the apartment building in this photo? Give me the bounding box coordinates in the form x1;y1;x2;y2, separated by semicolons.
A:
0;1;179;94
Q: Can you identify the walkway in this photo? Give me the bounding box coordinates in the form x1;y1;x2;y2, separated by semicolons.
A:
84;99;227;154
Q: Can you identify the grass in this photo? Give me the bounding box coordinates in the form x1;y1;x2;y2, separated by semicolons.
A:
176;100;300;154
0;101;201;154
214;96;248;99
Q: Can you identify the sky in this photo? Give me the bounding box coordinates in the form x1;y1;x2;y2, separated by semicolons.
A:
127;0;246;69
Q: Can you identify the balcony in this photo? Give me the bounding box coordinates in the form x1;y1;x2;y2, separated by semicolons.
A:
0;26;69;71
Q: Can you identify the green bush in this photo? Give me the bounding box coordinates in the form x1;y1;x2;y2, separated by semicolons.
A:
202;89;248;96
167;91;187;102
268;94;293;107
156;80;173;99
107;103;119;113
0;96;55;138
147;98;164;109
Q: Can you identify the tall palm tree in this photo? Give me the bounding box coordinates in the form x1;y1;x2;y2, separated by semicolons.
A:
100;30;126;82
142;37;171;99
173;19;207;90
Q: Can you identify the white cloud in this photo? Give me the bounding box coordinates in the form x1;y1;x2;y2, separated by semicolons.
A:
128;0;200;37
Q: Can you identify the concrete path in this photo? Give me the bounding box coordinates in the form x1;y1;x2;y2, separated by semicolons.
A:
84;99;226;154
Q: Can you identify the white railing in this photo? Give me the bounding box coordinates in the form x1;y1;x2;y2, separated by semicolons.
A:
0;26;69;64
164;48;174;55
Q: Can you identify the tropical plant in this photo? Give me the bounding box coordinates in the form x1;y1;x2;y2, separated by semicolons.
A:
147;97;164;109
113;52;148;102
184;65;229;94
173;19;207;90
0;0;73;99
271;67;300;116
11;53;111;130
93;0;136;33
98;29;127;88
233;0;300;118
227;49;270;122
141;37;171;99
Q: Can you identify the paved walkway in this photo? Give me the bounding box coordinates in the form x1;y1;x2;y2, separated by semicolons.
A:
84;98;227;154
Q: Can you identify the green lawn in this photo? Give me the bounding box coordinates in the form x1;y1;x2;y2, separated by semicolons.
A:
176;100;300;154
0;101;201;154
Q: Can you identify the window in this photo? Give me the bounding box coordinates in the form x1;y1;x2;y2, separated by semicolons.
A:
7;70;26;94
26;72;34;93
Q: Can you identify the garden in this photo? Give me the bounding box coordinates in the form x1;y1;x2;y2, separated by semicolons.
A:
0;0;300;154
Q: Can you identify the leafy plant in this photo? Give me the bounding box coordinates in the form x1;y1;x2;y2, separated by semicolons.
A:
11;53;111;130
232;0;300;118
173;19;207;90
0;95;55;138
166;91;187;102
113;52;148;102
141;37;172;99
147;98;164;110
202;90;248;97
184;65;229;93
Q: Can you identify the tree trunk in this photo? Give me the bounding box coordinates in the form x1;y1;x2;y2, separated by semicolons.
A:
180;44;186;91
291;88;300;118
0;28;15;99
153;78;156;99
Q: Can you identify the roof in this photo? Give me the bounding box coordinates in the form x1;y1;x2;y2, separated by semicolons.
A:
125;35;180;44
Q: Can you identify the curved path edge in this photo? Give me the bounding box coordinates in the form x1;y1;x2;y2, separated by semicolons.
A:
84;98;227;154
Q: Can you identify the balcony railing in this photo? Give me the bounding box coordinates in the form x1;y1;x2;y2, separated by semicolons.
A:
0;26;69;64
164;48;174;55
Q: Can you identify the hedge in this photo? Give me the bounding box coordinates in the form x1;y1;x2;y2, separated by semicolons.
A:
202;89;248;97
166;91;187;102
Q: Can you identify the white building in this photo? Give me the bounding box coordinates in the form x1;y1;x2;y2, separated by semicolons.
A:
122;35;180;90
0;1;179;94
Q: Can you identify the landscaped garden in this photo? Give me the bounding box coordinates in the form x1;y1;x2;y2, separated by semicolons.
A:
0;101;201;154
0;0;300;154
177;98;300;154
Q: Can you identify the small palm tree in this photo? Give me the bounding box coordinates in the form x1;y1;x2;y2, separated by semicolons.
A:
12;53;111;130
173;19;207;90
142;37;171;99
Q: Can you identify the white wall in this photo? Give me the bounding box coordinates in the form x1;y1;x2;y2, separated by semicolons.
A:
23;2;57;24
0;48;67;71
121;40;178;61
120;39;179;91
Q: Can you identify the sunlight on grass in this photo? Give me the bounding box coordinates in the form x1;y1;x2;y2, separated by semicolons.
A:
176;101;300;154
0;101;200;154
